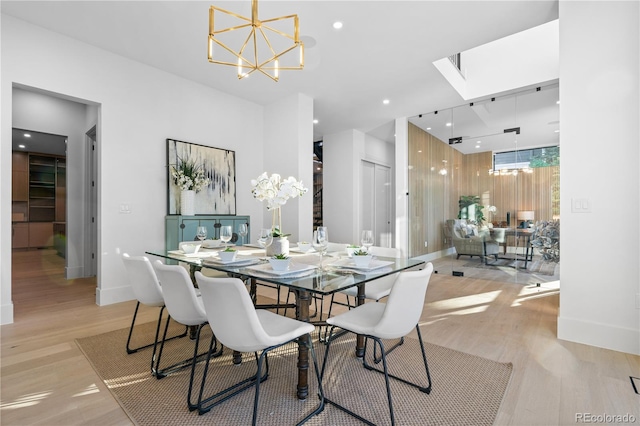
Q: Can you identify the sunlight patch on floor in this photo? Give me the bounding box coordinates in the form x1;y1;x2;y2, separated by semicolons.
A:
0;391;52;410
428;290;502;316
106;372;154;388
72;383;100;397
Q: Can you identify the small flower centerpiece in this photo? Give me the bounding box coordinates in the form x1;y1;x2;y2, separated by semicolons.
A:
251;172;308;255
218;246;237;262
268;253;291;271
171;155;211;216
352;249;373;267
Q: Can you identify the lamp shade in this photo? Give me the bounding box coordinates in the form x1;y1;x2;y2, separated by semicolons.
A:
517;211;535;221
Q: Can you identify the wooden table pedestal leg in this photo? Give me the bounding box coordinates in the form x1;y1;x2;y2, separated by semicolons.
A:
295;289;310;400
355;283;365;358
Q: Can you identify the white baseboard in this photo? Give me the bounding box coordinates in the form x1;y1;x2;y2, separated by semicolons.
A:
1;302;14;325
558;315;640;355
65;266;85;279
96;285;134;306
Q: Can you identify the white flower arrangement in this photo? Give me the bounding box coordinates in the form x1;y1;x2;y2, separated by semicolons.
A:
171;156;211;193
251;172;308;210
251;172;308;237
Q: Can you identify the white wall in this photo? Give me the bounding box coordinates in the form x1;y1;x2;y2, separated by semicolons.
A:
557;1;639;355
12;88;92;279
324;129;395;246
1;15;265;323
263;93;314;243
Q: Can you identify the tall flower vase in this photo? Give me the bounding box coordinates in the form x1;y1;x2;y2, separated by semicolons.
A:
266;207;289;256
180;190;195;216
267;237;289;257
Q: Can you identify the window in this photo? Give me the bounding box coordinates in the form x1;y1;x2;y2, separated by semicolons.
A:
493;146;559;172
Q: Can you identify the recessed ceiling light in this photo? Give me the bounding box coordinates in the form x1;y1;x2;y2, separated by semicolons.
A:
333;21;343;30
477;141;481;144
426;127;431;130
476;145;480;149
445;122;452;127
382;99;390;105
313;119;318;124
18;144;26;149
418;150;422;153
556;100;560;104
554;130;560;133
24;133;31;138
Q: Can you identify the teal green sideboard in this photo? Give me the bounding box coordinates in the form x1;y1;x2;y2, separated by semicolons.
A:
165;215;250;250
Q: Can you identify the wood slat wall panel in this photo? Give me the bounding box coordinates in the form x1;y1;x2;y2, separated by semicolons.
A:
408;123;559;257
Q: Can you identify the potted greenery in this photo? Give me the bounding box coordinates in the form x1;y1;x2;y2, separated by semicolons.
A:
458;195;486;225
268;253;291;271
352;249;373;267
346;244;360;257
218;247;237;262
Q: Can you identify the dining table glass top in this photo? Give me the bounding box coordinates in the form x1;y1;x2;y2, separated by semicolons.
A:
145;245;425;295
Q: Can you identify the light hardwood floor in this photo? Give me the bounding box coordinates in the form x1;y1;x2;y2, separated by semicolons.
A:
2;250;638;425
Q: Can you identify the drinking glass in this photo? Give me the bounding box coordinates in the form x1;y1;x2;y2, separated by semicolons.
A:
196;226;207;241
313;227;329;270
220;225;233;247
238;223;248;245
257;228;273;256
361;230;374;252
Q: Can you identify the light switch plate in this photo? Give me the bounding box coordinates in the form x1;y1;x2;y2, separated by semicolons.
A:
571;198;591;213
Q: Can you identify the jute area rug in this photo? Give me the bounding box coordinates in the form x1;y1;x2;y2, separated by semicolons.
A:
77;321;512;426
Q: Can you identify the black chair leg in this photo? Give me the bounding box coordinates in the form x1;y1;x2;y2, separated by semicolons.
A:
321;325;432;426
373;336;405;364
127;303;187;356
154;319;218;379
363;326;432;394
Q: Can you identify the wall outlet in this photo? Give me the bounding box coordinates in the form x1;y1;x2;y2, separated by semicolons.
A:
119;204;131;214
424;241;428;247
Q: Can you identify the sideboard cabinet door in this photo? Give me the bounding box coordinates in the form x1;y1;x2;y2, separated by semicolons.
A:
165;215;250;250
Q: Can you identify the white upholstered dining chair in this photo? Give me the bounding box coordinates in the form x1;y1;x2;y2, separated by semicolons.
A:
320;262;434;426
151;261;221;379
193;272;325;425
121;254;187;372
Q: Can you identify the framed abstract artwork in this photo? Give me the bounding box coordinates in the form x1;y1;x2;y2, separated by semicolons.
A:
167;138;236;215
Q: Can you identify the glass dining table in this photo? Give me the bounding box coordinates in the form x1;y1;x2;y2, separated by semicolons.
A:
146;245;425;400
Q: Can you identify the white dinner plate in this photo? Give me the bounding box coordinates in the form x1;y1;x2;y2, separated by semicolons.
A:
245;262;317;278
168;250;213;258
328;258;395;271
200;240;224;249
289;246;316;254
203;257;262;267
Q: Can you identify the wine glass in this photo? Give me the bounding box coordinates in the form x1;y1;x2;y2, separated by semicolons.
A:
313;227;328;270
220;225;233;247
361;230;374;252
257;228;273;257
196;226;207;241
238;223;248;245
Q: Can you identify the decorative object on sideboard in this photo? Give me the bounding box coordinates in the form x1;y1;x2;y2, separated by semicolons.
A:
167;139;236;215
251;172;308;256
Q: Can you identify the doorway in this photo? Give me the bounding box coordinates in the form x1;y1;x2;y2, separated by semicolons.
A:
360;160;392;248
10;86;99;324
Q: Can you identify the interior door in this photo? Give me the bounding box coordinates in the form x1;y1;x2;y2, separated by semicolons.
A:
360;160;392;248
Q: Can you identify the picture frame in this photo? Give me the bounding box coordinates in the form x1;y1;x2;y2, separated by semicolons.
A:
167;138;236;215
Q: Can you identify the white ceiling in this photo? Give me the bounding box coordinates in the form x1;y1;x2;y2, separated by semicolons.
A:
2;0;559;150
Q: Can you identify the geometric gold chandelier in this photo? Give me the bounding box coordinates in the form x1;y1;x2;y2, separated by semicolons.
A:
208;0;304;82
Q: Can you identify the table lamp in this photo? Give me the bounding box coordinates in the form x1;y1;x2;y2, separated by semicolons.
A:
517;211;534;228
